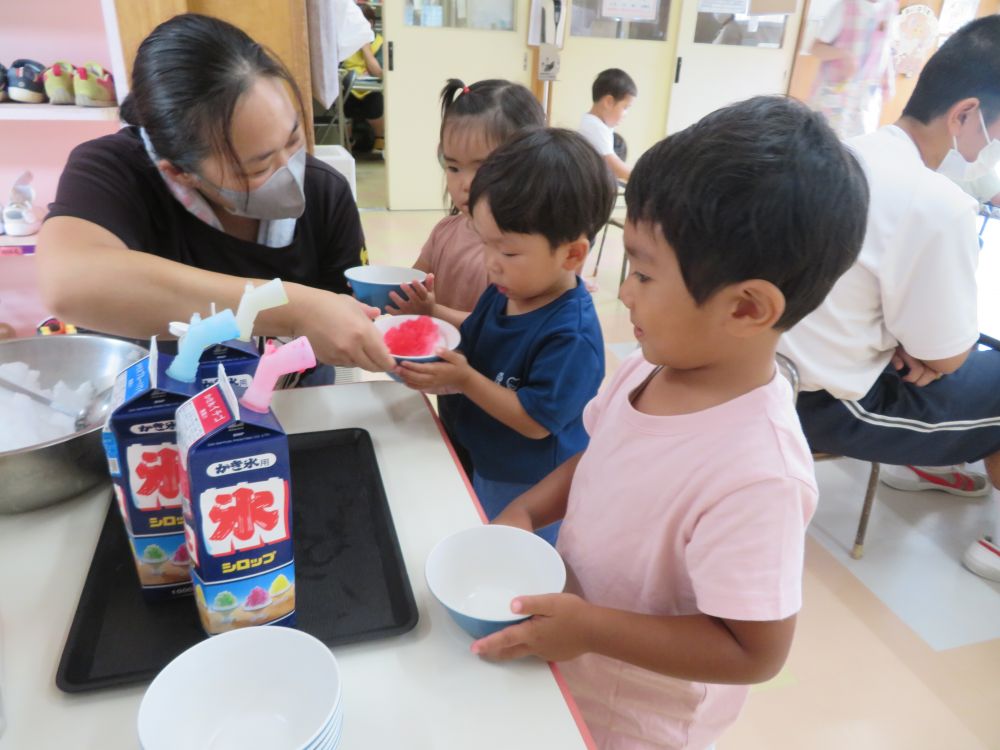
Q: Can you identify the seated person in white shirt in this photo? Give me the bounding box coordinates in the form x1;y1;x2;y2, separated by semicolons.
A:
778;16;1000;582
578;68;636;181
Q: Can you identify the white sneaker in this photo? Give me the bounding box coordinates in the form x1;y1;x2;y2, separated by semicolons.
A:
962;536;1000;582
878;464;990;497
2;171;41;237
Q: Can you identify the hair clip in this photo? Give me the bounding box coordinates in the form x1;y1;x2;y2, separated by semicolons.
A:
462;86;470;94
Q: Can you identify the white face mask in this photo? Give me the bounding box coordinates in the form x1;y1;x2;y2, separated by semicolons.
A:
937;111;1000;204
201;147;307;220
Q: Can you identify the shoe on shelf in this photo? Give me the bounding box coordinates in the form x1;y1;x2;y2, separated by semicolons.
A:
963;536;1000;582
7;59;47;103
878;464;991;497
73;62;116;107
43;61;75;105
3;171;42;237
0;62;7;102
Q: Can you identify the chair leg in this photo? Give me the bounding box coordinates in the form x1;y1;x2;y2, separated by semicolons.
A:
593;223;610;277
851;462;880;560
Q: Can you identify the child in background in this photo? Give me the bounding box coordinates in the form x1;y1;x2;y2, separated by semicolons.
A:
341;3;385;151
579;68;636;181
389;79;544;477
473;97;870;749
808;0;897;139
397;129;615;543
388;78;545;320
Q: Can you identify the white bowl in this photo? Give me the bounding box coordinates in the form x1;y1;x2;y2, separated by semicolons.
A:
138;627;342;750
425;525;567;639
373;315;461;363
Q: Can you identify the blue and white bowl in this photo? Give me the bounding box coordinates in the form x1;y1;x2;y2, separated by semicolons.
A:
425;525;567;639
373;315;461;382
345;265;427;312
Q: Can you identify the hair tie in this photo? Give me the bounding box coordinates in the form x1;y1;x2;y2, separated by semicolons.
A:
462;86;470;94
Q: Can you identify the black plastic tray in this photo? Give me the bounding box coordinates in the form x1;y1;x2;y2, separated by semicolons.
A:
56;428;418;692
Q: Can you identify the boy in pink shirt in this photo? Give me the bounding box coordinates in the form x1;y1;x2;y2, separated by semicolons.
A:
472;96;870;749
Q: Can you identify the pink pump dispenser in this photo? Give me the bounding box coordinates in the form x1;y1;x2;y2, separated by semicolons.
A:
239;337;317;413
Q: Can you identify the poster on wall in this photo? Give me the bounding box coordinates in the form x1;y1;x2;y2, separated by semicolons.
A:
892;4;938;77
601;0;659;21
936;0;979;40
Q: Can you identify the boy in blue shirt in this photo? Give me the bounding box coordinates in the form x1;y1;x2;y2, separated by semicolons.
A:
397;128;616;542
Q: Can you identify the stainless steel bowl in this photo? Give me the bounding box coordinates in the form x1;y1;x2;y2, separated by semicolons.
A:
0;335;147;513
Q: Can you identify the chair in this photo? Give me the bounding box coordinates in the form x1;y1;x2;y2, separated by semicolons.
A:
775;353;881;560
591;179;629;287
314;69;357;147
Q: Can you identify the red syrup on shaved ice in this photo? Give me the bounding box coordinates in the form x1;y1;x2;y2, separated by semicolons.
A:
384;317;440;357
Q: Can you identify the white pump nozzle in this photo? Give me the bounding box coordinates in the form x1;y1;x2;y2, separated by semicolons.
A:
235;279;289;342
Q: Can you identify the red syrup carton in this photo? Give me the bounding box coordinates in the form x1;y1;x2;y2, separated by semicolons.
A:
176;362;303;635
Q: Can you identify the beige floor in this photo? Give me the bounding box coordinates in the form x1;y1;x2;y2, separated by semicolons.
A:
358;200;1000;750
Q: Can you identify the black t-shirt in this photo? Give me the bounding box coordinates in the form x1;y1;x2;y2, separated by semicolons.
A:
46;127;365;294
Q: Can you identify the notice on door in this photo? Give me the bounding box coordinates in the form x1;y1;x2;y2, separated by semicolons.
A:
601;0;659;21
697;0;749;14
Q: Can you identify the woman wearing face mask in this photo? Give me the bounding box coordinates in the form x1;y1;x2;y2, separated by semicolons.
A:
36;13;394;373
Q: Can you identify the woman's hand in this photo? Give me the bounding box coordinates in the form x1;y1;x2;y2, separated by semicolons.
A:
288;285;395;371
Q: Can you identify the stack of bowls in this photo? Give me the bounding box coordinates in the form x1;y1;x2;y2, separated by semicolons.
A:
138;627;343;750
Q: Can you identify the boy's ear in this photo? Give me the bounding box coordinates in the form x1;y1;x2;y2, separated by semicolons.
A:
945;97;981;138
722;280;785;337
560;237;590;273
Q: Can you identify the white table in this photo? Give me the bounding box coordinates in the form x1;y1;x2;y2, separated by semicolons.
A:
0;382;592;749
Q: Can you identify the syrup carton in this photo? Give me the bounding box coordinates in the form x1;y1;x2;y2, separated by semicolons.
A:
176;365;300;635
102;343;198;602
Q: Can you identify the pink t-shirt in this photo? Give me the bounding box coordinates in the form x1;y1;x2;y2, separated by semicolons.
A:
415;213;488;312
557;351;817;750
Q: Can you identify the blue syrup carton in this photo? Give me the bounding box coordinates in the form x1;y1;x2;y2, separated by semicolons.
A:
103;341;199;602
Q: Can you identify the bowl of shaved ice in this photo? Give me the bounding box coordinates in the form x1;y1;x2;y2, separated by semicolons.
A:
0;335;147;513
373;315;461;381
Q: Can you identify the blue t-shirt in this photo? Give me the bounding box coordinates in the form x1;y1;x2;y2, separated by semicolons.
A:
454;279;605;483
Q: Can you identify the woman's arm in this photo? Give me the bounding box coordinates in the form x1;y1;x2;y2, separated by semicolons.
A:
37;216;395;371
809;39;852;62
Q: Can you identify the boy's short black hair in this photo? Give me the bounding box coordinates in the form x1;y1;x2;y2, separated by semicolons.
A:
469;128;617;248
625;96;868;330
592;68;637;103
903;16;1000;125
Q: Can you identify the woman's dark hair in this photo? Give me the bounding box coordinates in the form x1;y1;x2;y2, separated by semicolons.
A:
902;15;1000;125
625;96;869;330
439;78;545;152
469;128;617;247
120;13;306;187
